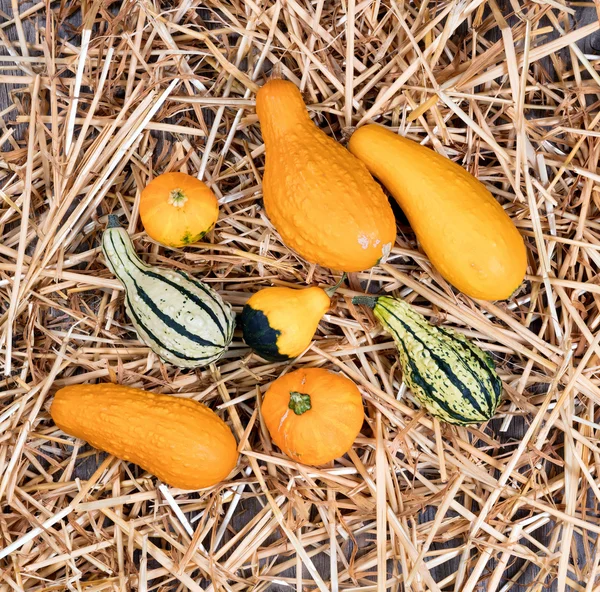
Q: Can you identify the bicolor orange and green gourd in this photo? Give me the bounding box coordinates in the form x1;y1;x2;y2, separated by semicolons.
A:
240;276;344;361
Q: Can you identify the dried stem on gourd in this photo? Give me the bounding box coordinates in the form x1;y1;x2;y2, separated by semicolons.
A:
352;295;378;309
168;189;188;207
270;62;283;80
107;214;121;229
324;273;347;298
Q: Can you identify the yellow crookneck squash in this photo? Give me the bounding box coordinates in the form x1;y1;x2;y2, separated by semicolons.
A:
261;368;364;465
51;383;238;490
140;172;219;248
256;79;396;272
348;124;527;300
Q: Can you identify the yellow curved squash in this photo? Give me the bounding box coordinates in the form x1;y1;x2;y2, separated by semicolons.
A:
348;124;527;300
51;383;238;490
256;80;396;272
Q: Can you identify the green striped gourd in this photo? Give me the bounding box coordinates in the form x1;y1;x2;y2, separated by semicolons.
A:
353;295;501;425
102;216;234;368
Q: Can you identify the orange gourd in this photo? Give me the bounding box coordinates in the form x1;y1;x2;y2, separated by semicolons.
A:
348;124;527;300
51;383;238;490
261;368;364;465
140;172;219;247
256;79;396;272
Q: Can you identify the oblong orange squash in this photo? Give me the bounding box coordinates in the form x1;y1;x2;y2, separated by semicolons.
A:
140;172;219;247
348;124;527;300
261;368;364;465
256;80;396;272
51;383;238;489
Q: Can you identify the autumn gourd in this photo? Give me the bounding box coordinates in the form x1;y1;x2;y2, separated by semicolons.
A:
102;216;234;368
50;383;238;489
240;275;344;361
261;368;364;465
353;295;502;425
256;79;396;272
348;125;526;300
140;172;219;247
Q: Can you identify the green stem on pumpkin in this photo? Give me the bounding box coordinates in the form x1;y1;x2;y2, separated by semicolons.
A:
288;391;311;415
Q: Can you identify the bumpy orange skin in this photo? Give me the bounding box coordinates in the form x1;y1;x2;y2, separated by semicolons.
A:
51;384;238;490
261;368;364;465
348;125;527;300
140;172;219;247
256;80;396;272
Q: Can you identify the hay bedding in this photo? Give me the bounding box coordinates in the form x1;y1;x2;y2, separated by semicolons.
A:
0;0;599;590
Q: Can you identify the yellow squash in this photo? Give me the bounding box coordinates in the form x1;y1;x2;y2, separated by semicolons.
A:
51;383;238;490
256;80;396;272
348;124;527;300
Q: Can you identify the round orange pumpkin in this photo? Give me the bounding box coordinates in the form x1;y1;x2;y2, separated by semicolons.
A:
261;368;364;465
140;172;219;247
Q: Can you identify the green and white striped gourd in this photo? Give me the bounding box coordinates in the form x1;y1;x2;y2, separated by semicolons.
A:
102;216;234;368
353;295;501;425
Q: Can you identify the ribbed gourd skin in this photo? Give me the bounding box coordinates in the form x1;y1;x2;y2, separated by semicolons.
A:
102;225;234;368
373;296;502;425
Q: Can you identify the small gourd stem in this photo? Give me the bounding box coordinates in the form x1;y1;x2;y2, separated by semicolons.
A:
288;391;311;415
107;214;121;229
270;62;283;80
352;295;379;309
168;188;188;207
324;272;347;298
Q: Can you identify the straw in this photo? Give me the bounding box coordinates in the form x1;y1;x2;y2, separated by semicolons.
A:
1;1;599;590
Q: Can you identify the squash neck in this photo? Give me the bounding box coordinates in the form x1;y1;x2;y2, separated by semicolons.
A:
102;223;150;282
289;391;311;415
256;81;312;137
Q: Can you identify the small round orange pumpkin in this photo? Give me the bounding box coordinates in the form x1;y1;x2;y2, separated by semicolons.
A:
261;368;364;465
140;172;219;247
